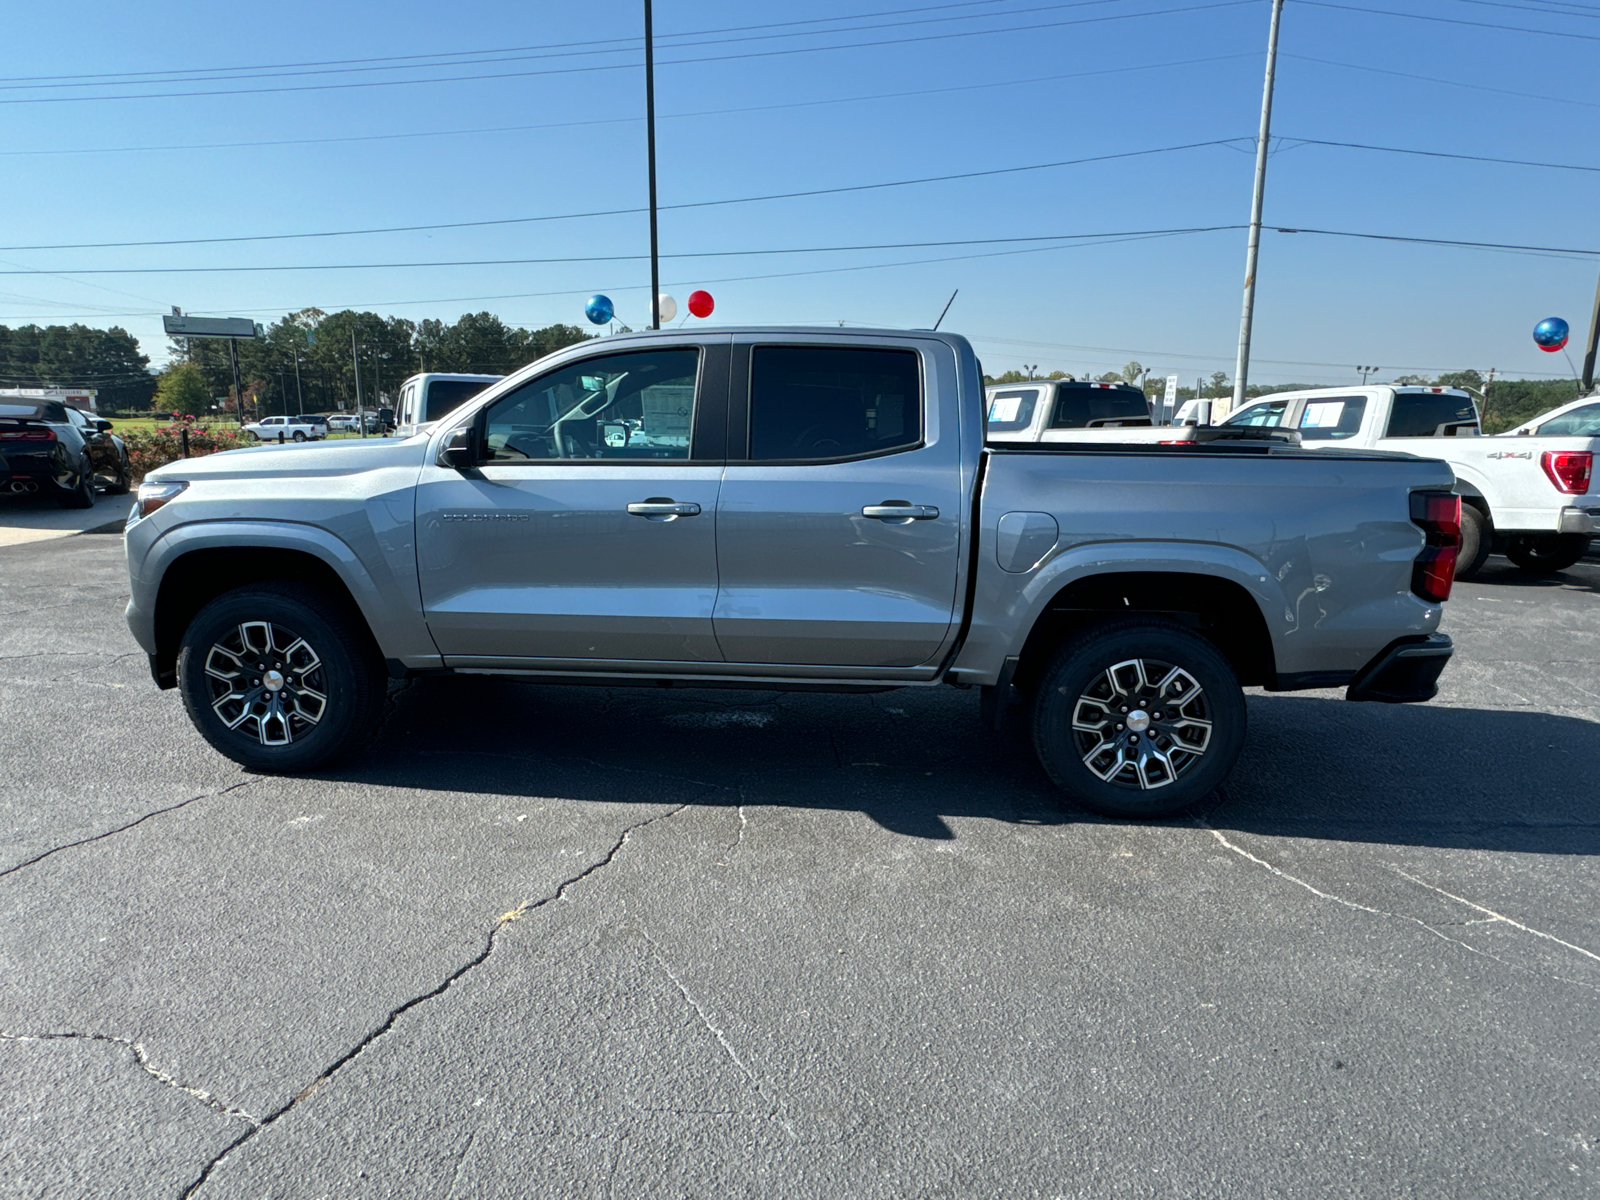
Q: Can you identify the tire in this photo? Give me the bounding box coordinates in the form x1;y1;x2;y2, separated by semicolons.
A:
293;431;307;442
1504;533;1590;574
1031;618;1247;819
1454;502;1491;580
103;453;131;496
55;455;96;509
176;582;386;773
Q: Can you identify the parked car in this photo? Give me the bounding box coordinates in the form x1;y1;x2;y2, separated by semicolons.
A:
243;415;327;442
986;379;1153;443
1;399;128;506
325;414;357;432
395;373;503;435
1218;385;1598;577
125;327;1459;818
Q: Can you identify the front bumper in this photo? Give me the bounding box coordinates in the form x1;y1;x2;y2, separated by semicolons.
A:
1558;505;1600;536
1346;633;1454;704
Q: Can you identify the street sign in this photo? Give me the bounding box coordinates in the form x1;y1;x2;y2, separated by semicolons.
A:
162;315;258;339
1161;375;1179;424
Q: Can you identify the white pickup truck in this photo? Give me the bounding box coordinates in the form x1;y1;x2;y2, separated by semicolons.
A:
1220;385;1598;577
243;415;326;443
986;379;1158;443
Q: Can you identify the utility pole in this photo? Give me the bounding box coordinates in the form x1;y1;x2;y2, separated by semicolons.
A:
1230;0;1287;419
644;0;661;331
228;337;245;427
351;328;365;439
293;347;305;415
1583;267;1600;394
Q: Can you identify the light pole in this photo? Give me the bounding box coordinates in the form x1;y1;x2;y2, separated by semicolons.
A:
1582;267;1600;394
1025;363;1038;380
351;328;365;439
293;347;305;415
1357;365;1380;384
1230;0;1287;419
644;0;661;330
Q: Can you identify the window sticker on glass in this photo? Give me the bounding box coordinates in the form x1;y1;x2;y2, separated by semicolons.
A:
989;393;1023;423
1302;401;1346;428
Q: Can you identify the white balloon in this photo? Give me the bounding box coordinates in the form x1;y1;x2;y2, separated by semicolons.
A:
656;293;678;323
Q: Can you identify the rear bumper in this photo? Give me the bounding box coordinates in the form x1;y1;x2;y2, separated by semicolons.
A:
1558;505;1600;535
1346;633;1453;704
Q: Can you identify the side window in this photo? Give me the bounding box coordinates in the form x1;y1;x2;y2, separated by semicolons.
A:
1536;403;1600;437
1297;395;1367;440
483;348;699;462
986;388;1040;433
748;345;921;461
1387;392;1478;437
1222;399;1288;427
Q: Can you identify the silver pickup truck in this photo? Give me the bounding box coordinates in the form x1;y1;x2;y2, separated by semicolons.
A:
123;328;1460;819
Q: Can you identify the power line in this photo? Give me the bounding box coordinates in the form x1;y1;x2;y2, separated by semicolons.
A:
0;140;1245;252
1300;0;1600;43
1272;227;1600;257
0;1;1256;105
0;226;1252;275
0;53;1259;159
1280;136;1600;173
1282;52;1600;110
0;0;1137;94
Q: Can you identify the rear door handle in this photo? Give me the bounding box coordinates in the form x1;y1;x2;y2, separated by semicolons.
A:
862;503;940;521
627;499;702;519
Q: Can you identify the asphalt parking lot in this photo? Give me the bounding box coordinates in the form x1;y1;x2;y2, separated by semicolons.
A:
2;533;1597;1199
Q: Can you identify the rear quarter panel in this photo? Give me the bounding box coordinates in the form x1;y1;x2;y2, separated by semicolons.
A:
953;448;1455;683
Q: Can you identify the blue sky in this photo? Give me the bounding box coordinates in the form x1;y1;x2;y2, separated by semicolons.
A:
2;0;1596;386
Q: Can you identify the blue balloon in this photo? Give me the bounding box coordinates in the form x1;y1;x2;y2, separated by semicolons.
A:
1533;316;1569;352
584;294;615;325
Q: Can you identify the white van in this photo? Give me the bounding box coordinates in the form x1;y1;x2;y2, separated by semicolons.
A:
395;373;502;435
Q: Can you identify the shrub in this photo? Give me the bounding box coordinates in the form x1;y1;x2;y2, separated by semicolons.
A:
122;421;246;483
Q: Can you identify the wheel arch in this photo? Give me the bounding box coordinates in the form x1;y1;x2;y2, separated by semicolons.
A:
1011;570;1278;694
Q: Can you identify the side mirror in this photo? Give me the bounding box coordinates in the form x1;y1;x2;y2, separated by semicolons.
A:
437;424;478;471
95;420;113;432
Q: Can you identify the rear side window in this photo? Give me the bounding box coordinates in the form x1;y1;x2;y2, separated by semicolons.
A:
1536;403;1600;437
1387;392;1478;437
1050;386;1150;428
1223;399;1288;427
425;379;496;422
749;346;921;461
986;388;1041;433
1297;395;1367;440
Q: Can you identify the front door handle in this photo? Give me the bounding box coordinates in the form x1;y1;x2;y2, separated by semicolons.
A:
627;498;702;519
862;503;940;522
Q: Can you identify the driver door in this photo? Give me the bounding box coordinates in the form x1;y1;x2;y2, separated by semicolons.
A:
416;338;731;665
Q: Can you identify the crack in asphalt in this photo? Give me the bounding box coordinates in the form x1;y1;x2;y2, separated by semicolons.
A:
179;801;693;1199
1201;823;1600;992
638;927;797;1142
0;1031;258;1125
0;779;261;881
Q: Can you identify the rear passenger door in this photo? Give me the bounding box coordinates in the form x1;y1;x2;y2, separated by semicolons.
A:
713;337;964;669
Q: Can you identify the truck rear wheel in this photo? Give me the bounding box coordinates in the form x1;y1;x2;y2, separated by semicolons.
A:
1031;618;1247;819
1504;533;1590;574
1455;502;1491;580
176;582;386;774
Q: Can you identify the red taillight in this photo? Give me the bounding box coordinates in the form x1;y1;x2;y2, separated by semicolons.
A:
0;428;54;442
1409;491;1461;603
1541;450;1593;495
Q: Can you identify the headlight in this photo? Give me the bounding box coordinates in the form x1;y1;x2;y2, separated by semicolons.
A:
135;480;188;518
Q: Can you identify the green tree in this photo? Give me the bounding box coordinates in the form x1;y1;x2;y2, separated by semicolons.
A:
1120;361;1145;385
155;362;211;416
0;322;155;412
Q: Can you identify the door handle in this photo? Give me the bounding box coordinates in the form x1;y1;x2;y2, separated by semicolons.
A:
862;503;940;521
627;499;702;519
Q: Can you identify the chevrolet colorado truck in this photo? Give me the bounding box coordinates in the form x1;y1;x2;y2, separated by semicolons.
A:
1221;385;1598;577
123;328;1460;819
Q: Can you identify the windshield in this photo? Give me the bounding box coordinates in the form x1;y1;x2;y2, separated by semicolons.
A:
1387;391;1478;437
1050;386;1151;428
1222;399;1288;427
986;388;1041;433
424;379;496;422
1536;402;1600;437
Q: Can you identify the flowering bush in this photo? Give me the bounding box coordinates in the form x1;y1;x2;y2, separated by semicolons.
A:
123;421;247;483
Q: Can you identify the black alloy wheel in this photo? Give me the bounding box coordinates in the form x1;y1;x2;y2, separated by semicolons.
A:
55;454;96;509
1032;618;1247;819
177;582;386;772
103;451;131;495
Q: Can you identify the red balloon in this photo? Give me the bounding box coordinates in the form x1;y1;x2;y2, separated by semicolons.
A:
688;289;715;319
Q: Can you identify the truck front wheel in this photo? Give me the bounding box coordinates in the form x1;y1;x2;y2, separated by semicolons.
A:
1504;533;1590;574
176;582;386;773
1455;503;1491;580
1031;619;1247;819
